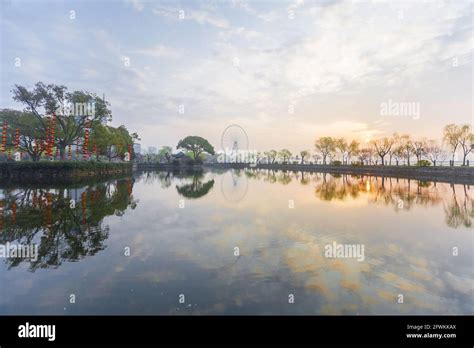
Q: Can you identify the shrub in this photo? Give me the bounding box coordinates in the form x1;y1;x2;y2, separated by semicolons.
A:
0;161;132;173
331;160;342;166
416;160;431;167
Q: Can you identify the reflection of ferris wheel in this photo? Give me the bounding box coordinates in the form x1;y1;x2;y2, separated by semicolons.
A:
221;170;248;203
221;124;249;152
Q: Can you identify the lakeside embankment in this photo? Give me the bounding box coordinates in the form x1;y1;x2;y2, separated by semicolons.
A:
137;163;474;185
0;162;133;184
7;161;471;185
255;163;474;185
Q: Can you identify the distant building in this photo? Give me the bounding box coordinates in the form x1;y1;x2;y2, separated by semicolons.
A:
148;146;157;154
172;151;186;159
171;151;192;165
133;143;141;155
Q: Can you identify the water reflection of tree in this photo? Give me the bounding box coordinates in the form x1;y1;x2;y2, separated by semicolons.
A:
444;184;472;228
0;179;137;271
313;173;362;201
175;173;215;199
243;169;472;229
140;171;172;188
277;171;292;185
312;174;471;228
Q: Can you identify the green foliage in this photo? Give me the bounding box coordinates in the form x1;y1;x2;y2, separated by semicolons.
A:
0;161;132;173
331;160;342;166
10;82;114;158
89;124;134;161
315;137;337;164
176;175;215;199
0;109;45;159
300;150;310;163
0;179;136;270
265;150;278;163
416;160;431;167
418;181;431;187
158;146;173;163
278;149;292;163
177;136;215;161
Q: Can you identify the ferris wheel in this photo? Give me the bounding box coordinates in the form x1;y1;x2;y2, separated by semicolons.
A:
221;169;248;203
221;124;249;152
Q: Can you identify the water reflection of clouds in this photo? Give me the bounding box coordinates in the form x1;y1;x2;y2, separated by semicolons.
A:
144;170;472;314
1;170;472;314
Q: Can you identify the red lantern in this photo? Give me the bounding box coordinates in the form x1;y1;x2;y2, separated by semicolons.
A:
1;121;8;153
14;128;20;150
40;137;46;156
33;191;37;209
45;116;52;158
83;129;90;160
81;192;87;225
48;115;56;159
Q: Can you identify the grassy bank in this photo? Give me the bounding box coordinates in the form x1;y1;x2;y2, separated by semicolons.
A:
0;161;133;183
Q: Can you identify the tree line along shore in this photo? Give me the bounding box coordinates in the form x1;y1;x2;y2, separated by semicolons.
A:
1;82;472;181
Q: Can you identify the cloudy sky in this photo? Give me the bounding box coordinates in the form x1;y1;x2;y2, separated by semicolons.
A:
0;0;472;152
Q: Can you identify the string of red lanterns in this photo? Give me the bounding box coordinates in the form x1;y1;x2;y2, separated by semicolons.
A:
1;113;136;163
1;121;8;153
83;129;90;160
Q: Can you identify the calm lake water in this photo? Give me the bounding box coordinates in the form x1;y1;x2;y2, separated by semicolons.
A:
0;169;472;315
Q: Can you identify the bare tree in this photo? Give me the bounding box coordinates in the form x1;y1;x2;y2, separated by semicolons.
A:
335;138;349;164
357;148;372;165
398;134;414;166
347;140;360;164
300;150;310;164
443;124;462;164
425;139;444;166
312;153;321;164
458;125;473;166
392;146;404;166
278;149;292;163
371;137;394;166
315;137;336;165
412;138;427;163
264;150;277;164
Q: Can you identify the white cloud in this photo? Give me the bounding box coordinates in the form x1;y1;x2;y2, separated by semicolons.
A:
126;0;145;12
152;5;230;29
188;9;230;29
130;45;181;58
2;0;472;150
